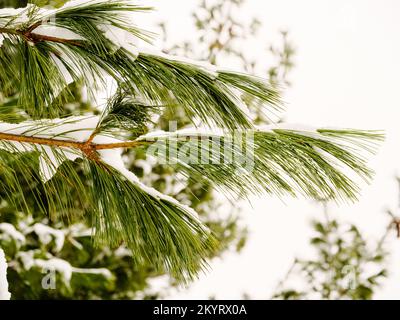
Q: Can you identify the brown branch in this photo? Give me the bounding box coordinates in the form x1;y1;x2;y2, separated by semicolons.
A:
0;26;84;47
94;141;147;150
29;33;85;46
0;132;149;160
85;130;98;145
0;132;86;149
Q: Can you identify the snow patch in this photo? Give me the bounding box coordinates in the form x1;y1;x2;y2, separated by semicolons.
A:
136;126;229;141
71;267;112;279
51;53;75;85
139;46;218;78
135;159;153;175
136;130;170;140
256;123;319;134
34;25;84;41
0;115;99;142
21;254;112;286
38;146;80;183
60;0;107;10
0;5;34;26
35;258;72;284
114;246;131;258
31;223;65;252
0;223;26;244
17;251;35;270
0;248;10;300
98;24;139;59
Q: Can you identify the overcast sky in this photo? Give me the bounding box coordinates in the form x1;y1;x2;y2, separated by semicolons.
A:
137;0;400;299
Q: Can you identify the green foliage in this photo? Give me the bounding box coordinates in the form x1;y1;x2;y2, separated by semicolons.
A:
137;128;382;201
89;162;216;282
0;0;280;128
0;211;163;299
0;0;28;8
97;90;156;138
0;1;152;117
272;211;393;300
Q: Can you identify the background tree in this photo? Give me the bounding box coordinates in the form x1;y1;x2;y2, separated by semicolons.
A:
271;192;400;300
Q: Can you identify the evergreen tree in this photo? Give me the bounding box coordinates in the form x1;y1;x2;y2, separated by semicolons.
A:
272;200;399;300
0;0;383;299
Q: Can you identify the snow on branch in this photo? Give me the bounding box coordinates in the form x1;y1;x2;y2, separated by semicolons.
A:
134;125;383;201
0;115;383;201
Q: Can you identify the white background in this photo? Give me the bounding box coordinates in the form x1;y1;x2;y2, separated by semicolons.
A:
137;0;400;299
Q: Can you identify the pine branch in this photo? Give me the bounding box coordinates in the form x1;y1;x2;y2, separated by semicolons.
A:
0;26;84;45
0;130;148;153
135;126;384;202
0;115;217;281
0;113;384;202
0;0;385;282
0;1;281;128
0;92;384;282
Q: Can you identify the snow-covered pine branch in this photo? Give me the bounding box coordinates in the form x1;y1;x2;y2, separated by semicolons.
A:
0;0;280;128
0;113;383;202
0;0;384;281
136;125;383;202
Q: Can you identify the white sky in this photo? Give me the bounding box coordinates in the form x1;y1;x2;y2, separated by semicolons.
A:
137;0;400;299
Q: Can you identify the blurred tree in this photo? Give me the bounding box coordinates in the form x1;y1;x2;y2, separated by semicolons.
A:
159;0;295;124
0;0;27;8
272;200;399;300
